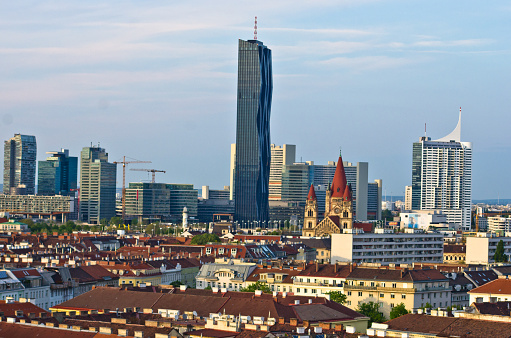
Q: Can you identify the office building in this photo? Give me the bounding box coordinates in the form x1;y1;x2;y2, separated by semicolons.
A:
3;134;37;195
234;38;272;224
411;110;472;230
269;144;296;201
125;182;198;223
37;149;77;196
79;146;116;224
466;233;511;264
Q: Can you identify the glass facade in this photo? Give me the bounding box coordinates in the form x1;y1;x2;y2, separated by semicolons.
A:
234;39;272;224
38;149;77;196
3;134;37;195
79;146;117;224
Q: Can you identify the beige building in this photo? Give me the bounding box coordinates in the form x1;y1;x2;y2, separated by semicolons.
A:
466;233;511;264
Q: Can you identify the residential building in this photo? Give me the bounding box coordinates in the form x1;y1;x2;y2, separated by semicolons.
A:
487;216;511;233
79;146;116;224
234;38;272;224
195;259;256;291
404;185;412;211
125;182;198;223
466;233;511;264
468;276;511;304
443;244;466;263
331;229;444;265
269;144;296;201
37;149;77;196
0;195;73;222
0;220;28;232
411;110;472;230
3;134;37;195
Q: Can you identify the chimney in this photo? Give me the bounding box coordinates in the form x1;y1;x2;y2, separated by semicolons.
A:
350;263;353;273
315;262;319;272
334;263;337;273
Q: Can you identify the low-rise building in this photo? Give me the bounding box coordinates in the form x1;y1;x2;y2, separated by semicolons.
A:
196;259;256;291
443;244;466;263
466;233;511;264
468;275;511;304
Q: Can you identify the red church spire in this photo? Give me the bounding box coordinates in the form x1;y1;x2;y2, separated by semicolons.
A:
331;152;347;198
307;183;317;200
343;184;351;200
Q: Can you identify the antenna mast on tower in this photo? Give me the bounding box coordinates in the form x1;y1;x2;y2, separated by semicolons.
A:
254;16;258;40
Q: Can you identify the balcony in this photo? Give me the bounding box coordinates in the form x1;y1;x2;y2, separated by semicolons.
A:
344;284;377;291
294;281;343;287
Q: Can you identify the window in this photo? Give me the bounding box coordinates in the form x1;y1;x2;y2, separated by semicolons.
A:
358;292;362;297
359;281;364;286
391;294;395;299
401;294;406;299
381;282;386;287
206;248;212;255
370;282;375;287
369;293;373;298
297;288;301;293
312;289;317;294
348;291;352;296
392;283;397;288
379;293;384;298
390;303;395;308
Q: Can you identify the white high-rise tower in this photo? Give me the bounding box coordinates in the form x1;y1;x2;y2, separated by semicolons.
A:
411;109;472;231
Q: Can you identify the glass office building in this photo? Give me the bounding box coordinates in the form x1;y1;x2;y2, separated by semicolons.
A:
234;38;273;224
38;149;77;196
3;134;37;195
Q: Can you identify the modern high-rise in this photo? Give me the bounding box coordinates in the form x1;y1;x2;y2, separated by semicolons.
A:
38;149;78;196
3;134;37;195
269;144;296;201
79;146;117;224
411;110;472;230
234;38;272;224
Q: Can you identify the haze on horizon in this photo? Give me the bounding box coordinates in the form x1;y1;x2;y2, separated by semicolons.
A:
1;1;510;200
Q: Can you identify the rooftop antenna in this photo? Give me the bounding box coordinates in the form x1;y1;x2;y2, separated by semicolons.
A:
339;146;342;157
425;123;427;137
254;16;257;40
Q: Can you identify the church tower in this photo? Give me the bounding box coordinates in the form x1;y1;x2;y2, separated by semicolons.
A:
303;184;318;237
326;152;353;229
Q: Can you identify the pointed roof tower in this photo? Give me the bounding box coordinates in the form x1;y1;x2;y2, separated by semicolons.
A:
331;150;348;198
343;184;351;201
307;184;317;201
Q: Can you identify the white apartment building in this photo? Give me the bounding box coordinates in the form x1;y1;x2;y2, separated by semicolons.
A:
269;144;296;201
487;216;511;233
196;259;256;291
410;110;472;231
404;185;412;211
466;233;511;264
331;229;444;265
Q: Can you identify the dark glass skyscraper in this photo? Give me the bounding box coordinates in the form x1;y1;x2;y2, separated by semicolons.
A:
3;134;37;195
38;149;78;196
234;39;273;225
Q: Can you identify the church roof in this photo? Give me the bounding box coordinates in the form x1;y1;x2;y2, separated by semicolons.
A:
343;184;351;200
307;184;317;200
331;156;347;198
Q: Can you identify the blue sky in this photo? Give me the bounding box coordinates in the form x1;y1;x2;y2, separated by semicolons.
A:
1;1;510;199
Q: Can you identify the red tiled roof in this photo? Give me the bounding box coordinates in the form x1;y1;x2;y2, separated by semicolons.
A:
307;184;316;200
0;300;50;317
11;268;41;279
468;277;511;295
0;322;95;338
330;156;347;198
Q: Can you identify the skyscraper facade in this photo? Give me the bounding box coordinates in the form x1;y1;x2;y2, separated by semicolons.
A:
269;144;296;201
234;38;273;224
38;149;78;196
79;146;117;224
411;111;472;230
3;134;37;195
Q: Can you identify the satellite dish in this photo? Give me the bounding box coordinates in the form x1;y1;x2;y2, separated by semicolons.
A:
455;285;461;291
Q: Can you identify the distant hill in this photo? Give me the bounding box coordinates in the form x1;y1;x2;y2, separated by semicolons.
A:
473;199;511;205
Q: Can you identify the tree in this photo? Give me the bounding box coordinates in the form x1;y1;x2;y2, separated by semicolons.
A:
494;239;508;262
382;209;393;222
420;302;433;309
356;302;386;326
100;218;108;231
390;303;408;319
326;291;347;305
110;216;123;226
190;233;220;245
239;281;271;293
171;281;184;287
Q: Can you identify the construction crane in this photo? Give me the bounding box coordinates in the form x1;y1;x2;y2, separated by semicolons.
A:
113;156;151;222
130;168;166;183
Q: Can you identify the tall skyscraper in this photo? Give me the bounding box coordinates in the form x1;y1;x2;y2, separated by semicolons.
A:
411;110;472;230
269;144;296;201
3;134;37;195
38;149;78;196
234;38;273;224
79;146;117;224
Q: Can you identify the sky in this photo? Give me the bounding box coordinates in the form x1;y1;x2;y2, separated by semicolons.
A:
1;1;510;199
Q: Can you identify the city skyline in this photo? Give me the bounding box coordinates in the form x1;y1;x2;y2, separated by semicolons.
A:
1;1;510;199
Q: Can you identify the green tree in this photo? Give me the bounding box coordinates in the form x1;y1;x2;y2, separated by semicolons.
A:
171;281;184;287
146;223;155;235
356;302;386;327
100;218;108;231
420;302;433;309
390;303;409;319
190;233;221;245
494;239;508;262
239;281;271;293
326;291;347;305
382;209;393;222
110;216;123;226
